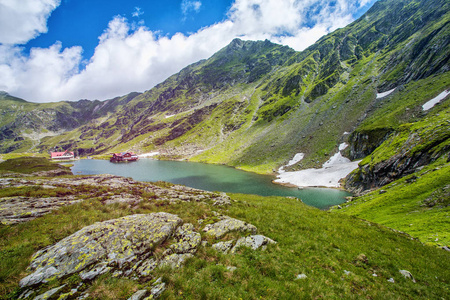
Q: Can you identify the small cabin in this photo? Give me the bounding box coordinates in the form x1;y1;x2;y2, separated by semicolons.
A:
50;150;75;160
110;152;139;162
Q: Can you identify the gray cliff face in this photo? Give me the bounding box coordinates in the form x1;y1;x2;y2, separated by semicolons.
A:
345;113;450;194
347;128;394;160
345;152;431;194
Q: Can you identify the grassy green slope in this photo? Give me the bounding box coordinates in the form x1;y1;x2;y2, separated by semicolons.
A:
0;92;141;155
334;101;450;247
336;158;449;248
0;157;71;175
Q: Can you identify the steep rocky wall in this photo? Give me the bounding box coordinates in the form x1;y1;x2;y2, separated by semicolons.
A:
347;128;394;160
345;111;450;194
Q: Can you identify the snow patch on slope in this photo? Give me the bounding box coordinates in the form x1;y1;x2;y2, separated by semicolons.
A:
422;90;449;111
275;143;361;188
376;88;396;99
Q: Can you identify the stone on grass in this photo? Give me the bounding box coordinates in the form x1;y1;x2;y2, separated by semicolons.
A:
399;270;416;283
128;289;148;300
212;241;234;254
159;253;194;269
150;278;166;299
227;266;237;272
230;235;277;253
34;284;66;300
203;217;257;239
295;274;307;280
212;193;231;206
356;253;368;263
20;213;182;287
18;289;33;299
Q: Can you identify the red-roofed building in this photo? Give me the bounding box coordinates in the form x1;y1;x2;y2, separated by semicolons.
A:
50;150;75;160
110;152;138;162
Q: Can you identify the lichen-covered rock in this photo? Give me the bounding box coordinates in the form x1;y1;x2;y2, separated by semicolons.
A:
79;262;111;281
150;277;166;299
33;284;66;300
212;193;231;206
20;213;182;287
230;235;277;253
159;253;194;269
128;289;148;300
0;196;82;225
55;288;78;300
212;241;234;254
203;217;257;239
170;223;201;254
104;194;142;205
136;258;158;277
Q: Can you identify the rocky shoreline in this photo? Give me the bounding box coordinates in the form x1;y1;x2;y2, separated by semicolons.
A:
0;174;230;225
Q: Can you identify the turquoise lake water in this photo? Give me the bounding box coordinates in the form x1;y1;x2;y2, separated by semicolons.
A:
69;159;350;209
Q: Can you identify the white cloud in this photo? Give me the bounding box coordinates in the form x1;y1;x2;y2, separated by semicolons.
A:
132;7;144;18
0;0;61;44
181;0;202;16
0;0;376;102
0;43;82;101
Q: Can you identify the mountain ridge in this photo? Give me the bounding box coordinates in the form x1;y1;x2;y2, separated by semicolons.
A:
1;0;449;175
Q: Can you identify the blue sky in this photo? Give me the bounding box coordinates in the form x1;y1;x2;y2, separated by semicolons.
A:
25;0;235;60
0;0;377;103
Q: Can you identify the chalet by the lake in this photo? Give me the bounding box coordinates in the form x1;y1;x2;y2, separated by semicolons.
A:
110;152;139;162
50;150;75;160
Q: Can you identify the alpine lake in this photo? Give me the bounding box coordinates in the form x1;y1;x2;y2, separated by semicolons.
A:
69;159;350;210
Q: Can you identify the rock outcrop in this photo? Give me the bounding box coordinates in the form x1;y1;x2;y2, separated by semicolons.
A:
0;195;83;225
17;209;276;299
230;235;277;253
0;174;231;225
206;217;277;255
203;216;257;238
20;213;182;288
345;114;450;194
347;128;393;160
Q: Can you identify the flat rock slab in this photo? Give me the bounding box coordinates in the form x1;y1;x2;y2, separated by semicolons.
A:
20;212;182;287
203;217;257;239
0;196;82;225
0;175;232;225
231;235;277;253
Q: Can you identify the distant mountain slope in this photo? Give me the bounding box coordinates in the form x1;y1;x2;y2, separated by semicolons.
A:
0;92;140;153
